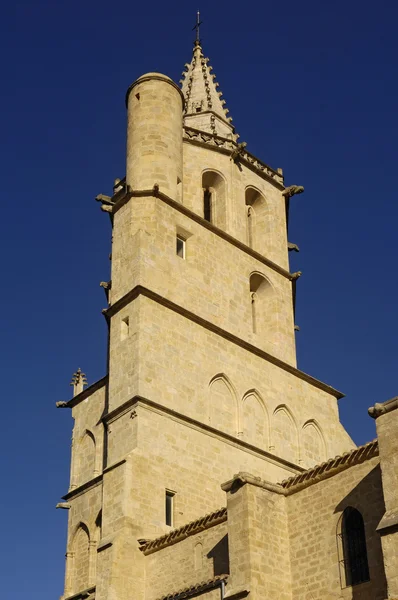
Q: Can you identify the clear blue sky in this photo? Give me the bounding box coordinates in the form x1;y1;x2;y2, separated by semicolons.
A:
1;1;397;597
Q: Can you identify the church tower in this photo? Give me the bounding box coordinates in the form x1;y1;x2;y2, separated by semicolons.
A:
57;32;356;600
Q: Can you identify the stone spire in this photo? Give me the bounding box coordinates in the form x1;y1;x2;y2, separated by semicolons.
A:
180;41;239;141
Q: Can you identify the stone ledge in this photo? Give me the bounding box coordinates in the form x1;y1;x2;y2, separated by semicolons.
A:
221;472;285;495
63;586;95;600
62;474;102;501
101;395;303;474
103;285;344;400
377;510;398;534
368;396;398;419
111;189;293;281
59;376;107;409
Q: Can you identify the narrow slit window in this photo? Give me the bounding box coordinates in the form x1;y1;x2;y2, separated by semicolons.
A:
204;188;212;222
165;490;175;526
247;206;253;248
176;235;186;259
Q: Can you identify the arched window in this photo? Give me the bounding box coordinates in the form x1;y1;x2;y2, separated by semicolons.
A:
249;273;276;339
339;508;370;587
72;523;90;593
78;430;96;485
245;187;268;252
202;171;226;229
209;374;238;436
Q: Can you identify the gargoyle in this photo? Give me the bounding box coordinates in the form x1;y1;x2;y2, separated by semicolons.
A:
291;271;302;281
56;401;68;408
282;185;304;198
100;280;112;304
230;142;247;162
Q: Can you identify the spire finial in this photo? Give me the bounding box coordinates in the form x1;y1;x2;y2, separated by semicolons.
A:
70;367;87;397
192;10;202;45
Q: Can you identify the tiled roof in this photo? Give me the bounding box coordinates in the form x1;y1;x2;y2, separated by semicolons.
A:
281;439;379;492
157;575;228;600
139;507;227;555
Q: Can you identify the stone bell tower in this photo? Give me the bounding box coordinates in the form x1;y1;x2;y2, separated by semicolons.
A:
57;31;355;600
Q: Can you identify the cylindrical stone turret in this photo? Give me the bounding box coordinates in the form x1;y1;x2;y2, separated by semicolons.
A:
125;72;184;200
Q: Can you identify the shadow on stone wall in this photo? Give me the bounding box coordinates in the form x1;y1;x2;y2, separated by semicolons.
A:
207;534;229;576
334;465;387;600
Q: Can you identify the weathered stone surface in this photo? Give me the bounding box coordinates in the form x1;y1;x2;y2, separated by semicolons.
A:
56;40;397;600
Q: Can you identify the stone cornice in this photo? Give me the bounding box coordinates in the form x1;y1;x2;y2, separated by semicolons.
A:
221;472;285;495
183;126;284;189
59;376;108;409
62;474;103;501
140;507;227;555
103;285;344;400
63;587;95;600
376;509;398;534
111;188;293;281
368;396;398;419
101;395;303;474
184;110;234;129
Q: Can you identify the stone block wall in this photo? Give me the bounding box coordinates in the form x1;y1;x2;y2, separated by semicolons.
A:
144;521;229;600
286;456;387;600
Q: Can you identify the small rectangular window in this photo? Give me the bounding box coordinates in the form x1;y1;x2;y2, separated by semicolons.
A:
176;235;186;259
165;490;175;526
121;316;129;340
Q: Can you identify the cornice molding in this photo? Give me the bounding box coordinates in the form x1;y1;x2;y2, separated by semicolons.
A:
103;286;344;400
111;188;293;280
62;474;102;501
63;587;95;600
221;472;285;495
368;396;398;419
59;376;108;409
183;126;284;189
101;395;304;474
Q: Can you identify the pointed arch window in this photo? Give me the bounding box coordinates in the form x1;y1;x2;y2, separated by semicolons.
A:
339;507;370;587
202;171;226;229
245;187;267;253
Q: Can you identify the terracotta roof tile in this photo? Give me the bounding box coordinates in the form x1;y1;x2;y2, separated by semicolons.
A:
140;507;227;555
157;575;228;600
281;439;378;492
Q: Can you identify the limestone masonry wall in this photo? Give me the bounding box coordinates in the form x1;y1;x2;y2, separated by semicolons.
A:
182;142;289;270
135;297;354;467
286;456;387;600
144;521;228;600
110;195;296;365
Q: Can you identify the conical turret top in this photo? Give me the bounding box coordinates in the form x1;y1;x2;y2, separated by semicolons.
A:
180;41;239;141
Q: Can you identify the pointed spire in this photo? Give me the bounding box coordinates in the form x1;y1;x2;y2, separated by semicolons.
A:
180;38;238;141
